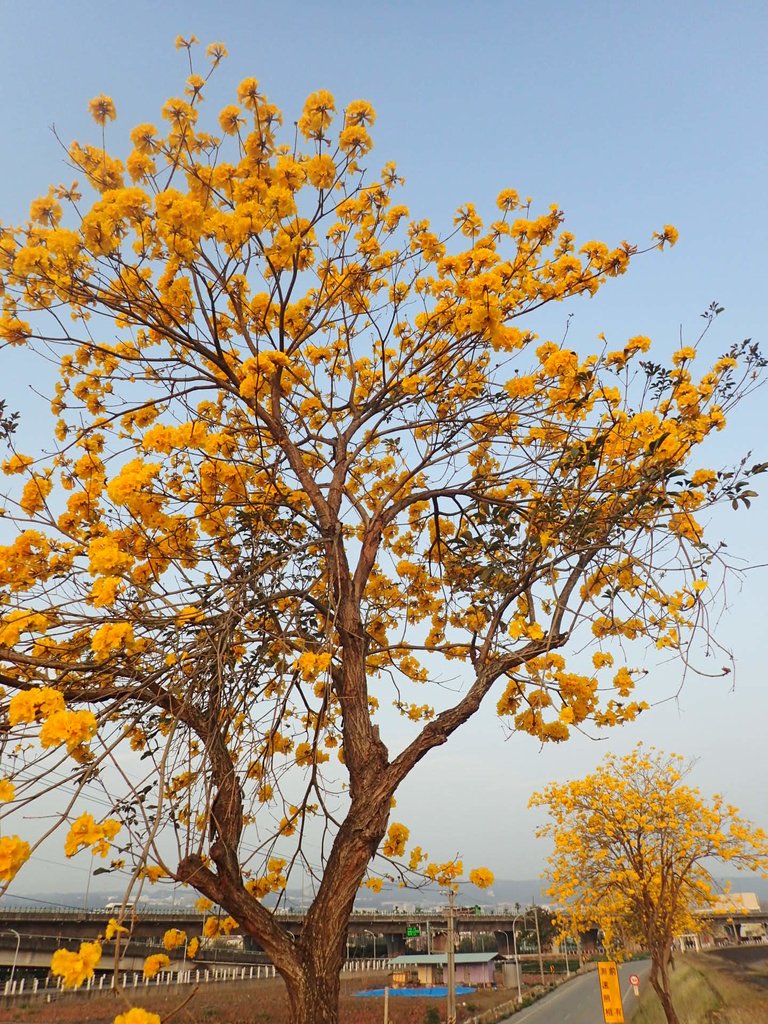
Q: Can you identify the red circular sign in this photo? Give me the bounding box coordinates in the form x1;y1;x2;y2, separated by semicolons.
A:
629;973;639;985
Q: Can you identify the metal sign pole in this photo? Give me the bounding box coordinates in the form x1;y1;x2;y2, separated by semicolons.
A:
446;889;456;1024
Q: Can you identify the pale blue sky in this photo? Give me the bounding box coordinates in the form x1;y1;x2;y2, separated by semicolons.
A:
1;1;766;892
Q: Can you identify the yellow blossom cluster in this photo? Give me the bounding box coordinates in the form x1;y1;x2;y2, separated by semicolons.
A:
113;1010;161;1024
162;928;186;950
64;813;121;858
142;953;170;979
51;940;102;988
7;687;98;755
382;822;409;858
0;835;30;882
245;857;287;899
105;918;129;941
468;867;494;889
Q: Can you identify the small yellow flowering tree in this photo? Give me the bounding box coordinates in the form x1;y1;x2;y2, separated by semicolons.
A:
0;37;764;1024
531;747;768;1024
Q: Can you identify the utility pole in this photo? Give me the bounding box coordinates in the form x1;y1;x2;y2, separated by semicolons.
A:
512;911;524;1003
446;888;456;1024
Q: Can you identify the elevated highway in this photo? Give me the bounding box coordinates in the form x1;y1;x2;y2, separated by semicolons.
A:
1;904;765;963
0;906;549;962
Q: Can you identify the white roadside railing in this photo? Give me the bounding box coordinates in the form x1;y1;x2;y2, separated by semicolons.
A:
1;958;392;1000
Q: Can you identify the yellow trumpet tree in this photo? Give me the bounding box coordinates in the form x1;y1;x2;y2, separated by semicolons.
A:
531;747;768;1024
0;38;764;1024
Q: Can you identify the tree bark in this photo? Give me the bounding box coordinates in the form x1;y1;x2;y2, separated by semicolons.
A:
285;941;347;1024
649;951;681;1024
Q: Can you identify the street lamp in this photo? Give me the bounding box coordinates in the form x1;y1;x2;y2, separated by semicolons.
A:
1;930;20;993
363;929;377;961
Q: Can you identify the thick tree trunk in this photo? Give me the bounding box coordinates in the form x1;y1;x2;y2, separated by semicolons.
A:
285;800;391;1023
285;954;344;1024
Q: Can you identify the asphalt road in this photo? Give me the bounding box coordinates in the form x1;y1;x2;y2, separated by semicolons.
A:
499;960;651;1024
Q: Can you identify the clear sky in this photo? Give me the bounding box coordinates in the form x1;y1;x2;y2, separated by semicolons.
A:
1;0;767;896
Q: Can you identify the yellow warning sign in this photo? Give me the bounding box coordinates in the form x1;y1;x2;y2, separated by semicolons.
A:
597;961;625;1023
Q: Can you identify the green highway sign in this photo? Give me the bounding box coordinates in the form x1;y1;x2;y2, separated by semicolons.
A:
406;925;421;937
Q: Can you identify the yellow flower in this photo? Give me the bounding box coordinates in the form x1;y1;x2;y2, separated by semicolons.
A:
1;453;34;475
306;154;337;190
8;686;65;725
0;779;15;802
105;918;129;941
88;95;117;126
143;953;170;979
592;651;614;669
187;937;200;959
19;474;53;515
163;928;186;951
39;708;98;752
140;865;166;883
91;621;136;658
469;867;494;889
497;188;520;211
64;813;121;858
89;576;122;607
0;835;30;881
218;105;244;135
51;940;102;988
345;100;376;127
114;1010;161;1024
382;821;409;858
672;346;697;365
206;42;228;63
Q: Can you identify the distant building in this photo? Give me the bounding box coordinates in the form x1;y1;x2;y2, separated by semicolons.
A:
708;892;761;914
390;952;497;988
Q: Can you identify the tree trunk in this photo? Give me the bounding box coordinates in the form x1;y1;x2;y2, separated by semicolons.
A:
285;956;344;1024
649;954;681;1024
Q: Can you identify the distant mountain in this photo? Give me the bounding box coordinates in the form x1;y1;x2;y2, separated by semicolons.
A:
3;875;765;912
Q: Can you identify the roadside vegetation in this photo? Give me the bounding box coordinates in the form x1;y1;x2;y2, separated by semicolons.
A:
633;952;768;1024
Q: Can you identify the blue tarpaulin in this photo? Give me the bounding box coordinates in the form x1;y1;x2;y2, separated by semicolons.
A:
356;986;475;998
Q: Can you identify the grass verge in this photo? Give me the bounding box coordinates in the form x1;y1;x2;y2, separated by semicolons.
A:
632;951;768;1024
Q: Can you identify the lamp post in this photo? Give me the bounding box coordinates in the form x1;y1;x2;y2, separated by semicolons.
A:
1;930;20;993
363;929;377;961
